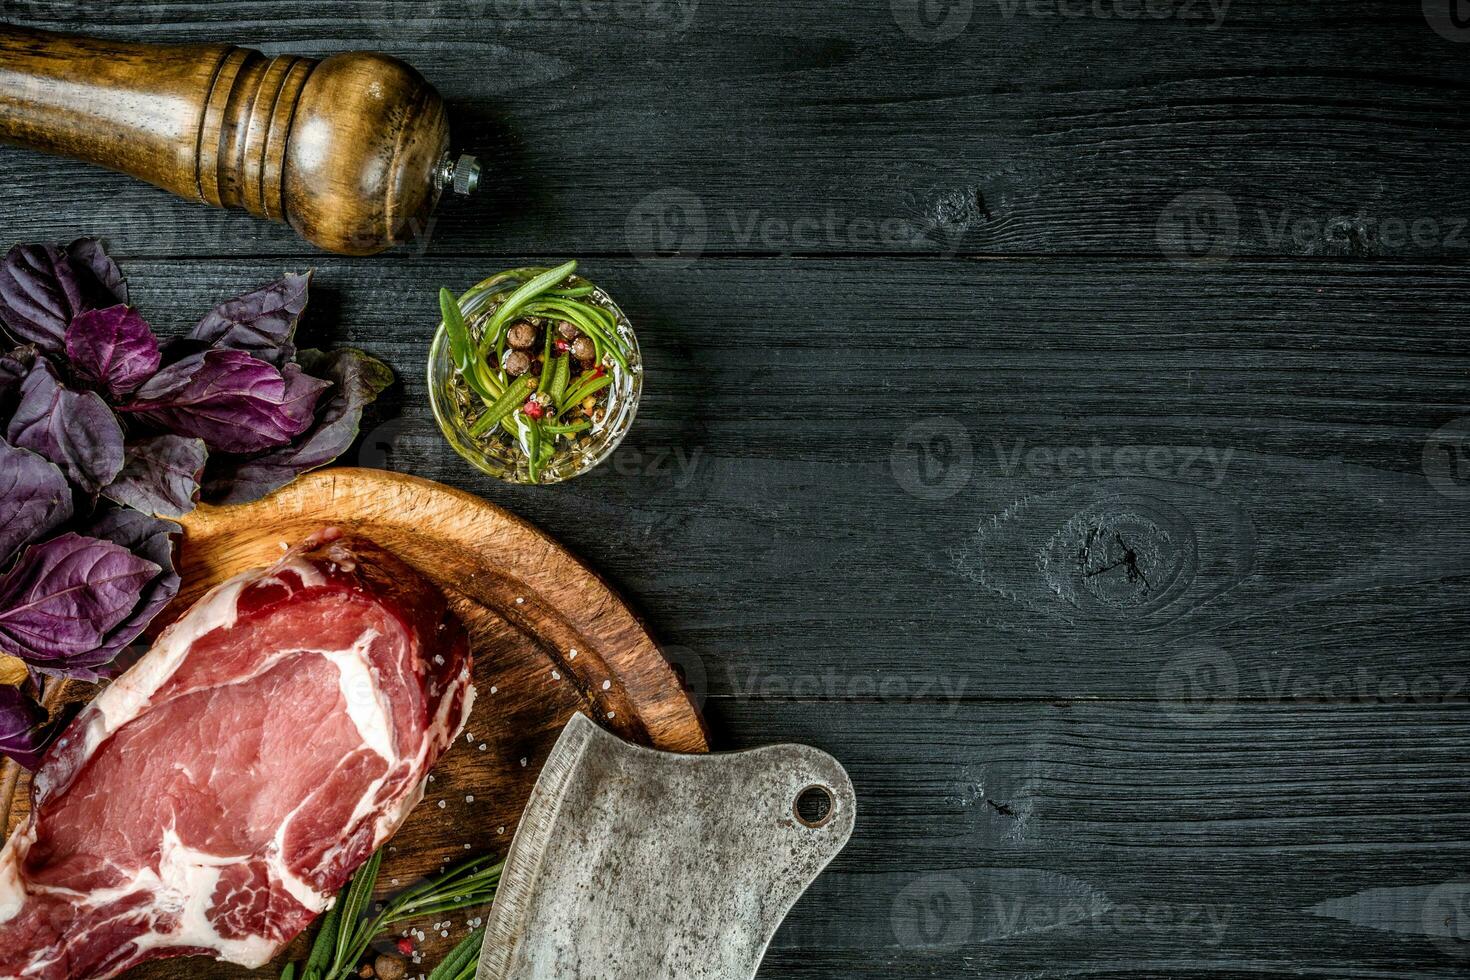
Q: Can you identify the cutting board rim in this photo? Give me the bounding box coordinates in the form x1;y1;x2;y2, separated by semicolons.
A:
0;467;708;834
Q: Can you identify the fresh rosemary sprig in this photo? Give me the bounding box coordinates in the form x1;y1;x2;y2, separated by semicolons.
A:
283;851;502;980
427;928;486;980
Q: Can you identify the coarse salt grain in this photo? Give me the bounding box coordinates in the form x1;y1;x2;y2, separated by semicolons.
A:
601;680;611;691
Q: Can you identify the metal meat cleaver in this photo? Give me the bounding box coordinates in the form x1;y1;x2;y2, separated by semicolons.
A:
476;712;855;980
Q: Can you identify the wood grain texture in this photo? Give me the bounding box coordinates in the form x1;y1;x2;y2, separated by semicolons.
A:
91;257;1470;706
1;469;706;978
0;2;1468;258
717;700;1470;978
1;0;1467;976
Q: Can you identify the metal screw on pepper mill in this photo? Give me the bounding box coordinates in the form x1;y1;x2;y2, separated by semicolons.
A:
0;26;481;255
439;152;482;197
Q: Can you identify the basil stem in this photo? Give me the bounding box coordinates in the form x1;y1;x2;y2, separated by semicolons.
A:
471;375;537;437
481;261;577;355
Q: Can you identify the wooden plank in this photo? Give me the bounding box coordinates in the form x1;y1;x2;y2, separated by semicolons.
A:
0;2;1467;257
101;256;1470;701
718;700;1470;977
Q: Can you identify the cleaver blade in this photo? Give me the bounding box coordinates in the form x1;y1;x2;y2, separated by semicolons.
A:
476;711;855;980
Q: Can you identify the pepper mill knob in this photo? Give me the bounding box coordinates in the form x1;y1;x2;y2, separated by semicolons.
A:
0;28;476;256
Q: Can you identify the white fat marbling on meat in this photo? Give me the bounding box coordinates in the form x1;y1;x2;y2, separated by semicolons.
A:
318;629;393;763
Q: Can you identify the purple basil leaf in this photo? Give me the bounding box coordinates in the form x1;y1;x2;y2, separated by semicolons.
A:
0;532;159;666
0;346;36;423
102;434;206;519
66;238;129;307
70;507;181;681
0;680;66;771
65;305;161;399
6;358;125;493
203;348;393;505
120;348;327;455
0;439;73;567
189;272;311;367
0;244;86;353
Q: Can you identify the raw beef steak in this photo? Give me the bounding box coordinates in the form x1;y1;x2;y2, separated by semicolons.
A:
0;528;474;979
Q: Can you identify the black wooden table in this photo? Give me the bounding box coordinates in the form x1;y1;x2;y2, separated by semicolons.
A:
4;2;1469;976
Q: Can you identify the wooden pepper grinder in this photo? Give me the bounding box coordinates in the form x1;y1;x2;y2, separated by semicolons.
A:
0;26;479;255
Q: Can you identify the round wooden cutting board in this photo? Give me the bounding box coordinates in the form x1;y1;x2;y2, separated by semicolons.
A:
0;468;707;978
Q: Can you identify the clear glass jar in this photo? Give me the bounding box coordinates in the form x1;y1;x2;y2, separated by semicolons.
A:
428;267;643;484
